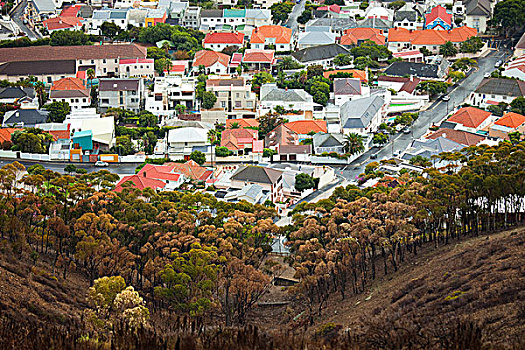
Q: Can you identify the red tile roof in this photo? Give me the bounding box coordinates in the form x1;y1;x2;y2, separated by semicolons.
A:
51;77;86;91
115;174;166;192
43;16;83;31
60;4;82;17
242;49;275;63
0;128;20;143
137;163;181;182
284;120;327;134
203;32;244;45
192;50;230;68
388;26;476;45
165;160;211;181
425;6;452;26
379;76;422;93
323;69;368;82
495;112;525;128
226;118;259;129
340;28;385;46
448;107;491;128
221;128;258;150
427;128;485;146
250;25;292;44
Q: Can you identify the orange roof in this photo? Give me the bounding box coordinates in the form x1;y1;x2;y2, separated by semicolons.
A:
284;120;327;134
192;50;230;68
242;49;274;63
448;107;491;128
323;69;368;82
115;174;166;192
0;128;20;143
425;5;452;26
495;112;525;128
203;32;244;45
250;25;292;44
388;26;476;45
340;28;385;46
226;118;259;129
165;160;211;181
428;128;485;146
51;77;86;91
43;16;83;31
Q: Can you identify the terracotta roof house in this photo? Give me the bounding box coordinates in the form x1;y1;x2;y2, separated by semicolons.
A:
323;69;368;82
387;27;477;54
49;77;90;109
192;50;230;75
427;128;486;146
242;49;275;71
377;76;421;94
265;123;299;149
43;15;83;32
250;25;293;52
469;78;525;108
115;175;167;192
226;118;259;129
424;5;452;30
115;163;184;192
203;32;244;52
0;127;20;144
340;27;386;47
221;128;258;154
166;160;213;181
284;120;327;136
489;112;525;140
442;106;492;132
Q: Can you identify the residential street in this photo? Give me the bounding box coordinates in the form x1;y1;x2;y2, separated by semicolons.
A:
336;49;510;182
284;0;305;32
11;0;41;40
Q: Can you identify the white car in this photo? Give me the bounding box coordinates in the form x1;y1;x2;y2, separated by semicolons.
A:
95;161;109;167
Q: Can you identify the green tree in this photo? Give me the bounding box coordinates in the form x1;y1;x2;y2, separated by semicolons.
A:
419;47;432;56
510;96;525;115
258;112;286;139
86;68;96;88
295;173;316;191
439;41;458;57
307;65;324;79
452;57;477;71
201;91;217;109
387;0;405;10
447;70;466;83
50;30;91;46
344;132;365;155
263;148;277;158
138;111;158;127
409;155;431;167
215;146;232;157
492;0;525;36
417;81;449;97
113;135;135;156
251;72;274;95
155;57;172;75
278;56;304;70
190;150;206;165
333;54;353;67
297;9;313;24
372;133;388;145
64;164;77;174
147;47;171;60
101;22;119;38
354;56;379;70
459;36;484;53
44;101;71;123
351;40;391;60
310;81;330;106
175;104;187;115
270;1;294;24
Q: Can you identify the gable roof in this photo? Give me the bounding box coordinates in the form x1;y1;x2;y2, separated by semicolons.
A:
341;95;384;129
0;127;20;143
226;119;259;129
427;128;485;146
231;166;283;185
378;75;421;93
51;77;86;91
0;60;76;76
166;160;211;181
307;17;357;31
192;50;230;68
298;31;337;46
43;16;83;31
474;78;525;97
203;32;244;45
168;127;208;143
495;112;525;128
388;26;477;45
323;69;368;82
334;78;362;95
425;5;452;26
137;163;181;182
291;43;350;63
447;107;491;128
221;128;257;150
242;49;275;63
250;25;292;44
207;78;245;87
357;17;392;31
394;10;417;22
265;124;297;147
260;84;312;102
99;78;140;91
313;132;344;147
115;174;166;192
3;109;49;126
464;0;491;16
0;87;35;99
284;120;327;134
340;27;385;46
383;61;442;79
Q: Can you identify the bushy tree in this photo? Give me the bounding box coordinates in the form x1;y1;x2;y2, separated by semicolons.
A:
50;30;91;46
439;41;458;57
215;146;232;157
333;54;353;67
201;91;217;109
190;150;206;165
251;72;274;95
295;173;316;191
44;101;71;123
270;1;294;24
510;96;525;115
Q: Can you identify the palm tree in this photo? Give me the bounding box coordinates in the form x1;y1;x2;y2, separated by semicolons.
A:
163;58;173;76
344;133;365;155
230;122;240;129
34;81;46;108
86;68;95;89
161;41;171;55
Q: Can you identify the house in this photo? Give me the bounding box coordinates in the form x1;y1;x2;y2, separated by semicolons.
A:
115;163;184;192
424;5;452;30
43;8;83;33
357;17;393;32
168;127;208;154
297;31;337;50
192;50;230;75
242;49;275;71
402;136;464;163
340;27;385;47
340;95;385;136
427;127;486;146
230;166;284;202
313;132;345;154
182;6;200;29
127;8;148;28
284;120;328;139
259;83;318;118
252;0;280;9
469;78;525;108
167;160;213;182
89;9;129;35
387;27;477;54
502;56;525;81
27;0;56;23
392;50;425;63
99;78;143;113
250;25;293;52
223;184;268;205
201;77;256;123
333;78;369;105
65;109;115;151
199;9;225;31
145;8;167;27
144;75;195;118
2;109;49;127
0;128;20;146
265;124;299;149
365;5;394;21
0;44;147;80
514;31;525;58
0;87;36;105
119;58;154;79
245;9;272;27
393;9;420;30
166;60;190;76
291;44;351;68
377;76;421;94
323;69;368;82
488;112;525;140
275;144;312;162
226;118;259;129
49;77;91;110
463;0;491;33
305;18;357;37
383;60;449;80
442;106;492;133
203;32;244;52
220;128;259;155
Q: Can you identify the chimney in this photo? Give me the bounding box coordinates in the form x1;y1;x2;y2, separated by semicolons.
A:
410;74;413;82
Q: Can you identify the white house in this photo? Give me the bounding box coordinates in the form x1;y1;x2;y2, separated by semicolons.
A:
259;84;319;117
340;95;385;137
469;78;525;108
167;127;209;154
119;58;154;79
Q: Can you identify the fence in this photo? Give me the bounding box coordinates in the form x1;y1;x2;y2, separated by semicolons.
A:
20;153;50;161
0;150;17;159
120;154;146;163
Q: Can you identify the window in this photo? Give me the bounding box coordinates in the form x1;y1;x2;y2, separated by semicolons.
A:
103;68;107;73
235;101;241;107
115;59;118;63
101;99;109;104
83;98;86;102
47;77;52;83
103;59;106;63
91;60;94;64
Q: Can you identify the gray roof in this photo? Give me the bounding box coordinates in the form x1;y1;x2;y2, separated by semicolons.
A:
260;84;311;102
334;78;362;95
201;9;223;17
298;31;336;46
224;184;265;203
307;17;357;31
357;17;392;31
465;0;491;16
291;44;350;63
49;89;90;98
384;61;443;79
474;78;525;97
231;166;283;185
402;137;463;160
99;78;140;91
340;95;384;129
313;132;344;147
110;9;128;19
92;9;110;20
246;9;271;20
394;10;417;22
0;87;35;99
31;0;55;13
3;109;48;127
0;60;76;76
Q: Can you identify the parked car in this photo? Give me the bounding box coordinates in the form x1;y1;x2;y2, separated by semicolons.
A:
393;150;400;157
95;161;109;167
442;95;450;102
370;153;378;159
402;127;411;134
495;60;503;67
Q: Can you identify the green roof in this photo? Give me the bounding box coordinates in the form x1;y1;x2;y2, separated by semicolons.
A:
224;9;246;17
73;130;92;138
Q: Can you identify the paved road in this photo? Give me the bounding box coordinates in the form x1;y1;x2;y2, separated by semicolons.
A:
0;159;140;175
11;0;40;40
335;49;509;182
284;0;305;32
